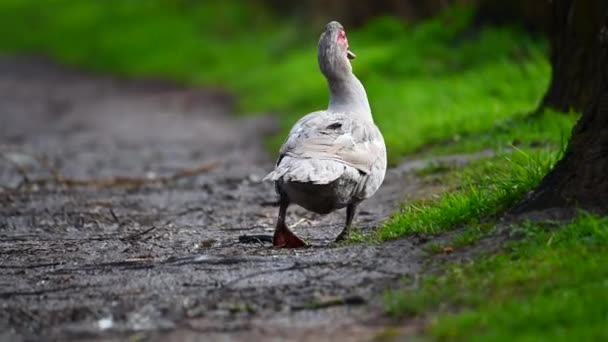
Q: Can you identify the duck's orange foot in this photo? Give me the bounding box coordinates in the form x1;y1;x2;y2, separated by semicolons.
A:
273;226;307;248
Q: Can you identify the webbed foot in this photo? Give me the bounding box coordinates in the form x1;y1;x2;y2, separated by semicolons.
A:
273;224;307;248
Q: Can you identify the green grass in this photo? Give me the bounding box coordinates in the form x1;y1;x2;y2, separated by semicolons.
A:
376;147;562;241
427;109;578;156
0;1;551;161
363;107;575;242
384;213;608;341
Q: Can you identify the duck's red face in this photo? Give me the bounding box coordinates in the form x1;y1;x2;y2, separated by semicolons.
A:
338;29;348;47
338;29;356;60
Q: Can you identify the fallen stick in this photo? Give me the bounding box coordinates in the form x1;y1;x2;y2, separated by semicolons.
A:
238;234;273;244
291;295;366;311
14;160;222;190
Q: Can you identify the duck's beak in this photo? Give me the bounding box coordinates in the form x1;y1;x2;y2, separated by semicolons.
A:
347;50;356;60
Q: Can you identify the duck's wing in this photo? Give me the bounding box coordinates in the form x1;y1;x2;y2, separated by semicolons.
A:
278;111;385;175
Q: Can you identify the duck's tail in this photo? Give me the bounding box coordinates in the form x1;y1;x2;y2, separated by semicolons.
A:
263;156;346;185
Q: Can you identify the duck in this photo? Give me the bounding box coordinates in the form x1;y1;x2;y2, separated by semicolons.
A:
264;21;387;248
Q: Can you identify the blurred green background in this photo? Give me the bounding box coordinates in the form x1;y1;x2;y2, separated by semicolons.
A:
0;0;560;162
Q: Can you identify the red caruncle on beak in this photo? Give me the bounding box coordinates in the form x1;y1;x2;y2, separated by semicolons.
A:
338;29;356;60
337;29;348;48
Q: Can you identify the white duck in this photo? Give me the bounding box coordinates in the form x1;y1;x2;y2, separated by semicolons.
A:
264;21;387;248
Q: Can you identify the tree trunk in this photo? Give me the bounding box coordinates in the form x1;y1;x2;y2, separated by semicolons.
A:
513;0;608;214
540;0;606;112
474;0;551;33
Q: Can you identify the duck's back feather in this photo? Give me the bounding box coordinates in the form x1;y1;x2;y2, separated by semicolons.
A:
268;110;385;178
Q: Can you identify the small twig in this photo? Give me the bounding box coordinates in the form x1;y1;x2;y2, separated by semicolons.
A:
165;255;268;267
0;262;62;269
0;226;161;242
290;218;309;229
49;260;155;275
223;261;330;287
238;234;272;244
291;295;366;311
170;162;222;179
123;257;154;262
109;208;120;223
120;226;157;241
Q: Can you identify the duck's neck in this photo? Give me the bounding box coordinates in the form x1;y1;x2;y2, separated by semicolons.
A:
327;73;373;122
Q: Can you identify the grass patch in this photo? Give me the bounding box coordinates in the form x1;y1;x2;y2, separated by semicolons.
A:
0;1;550;161
370;108;575;242
376;147;561;241
427;109;578;156
384;213;608;341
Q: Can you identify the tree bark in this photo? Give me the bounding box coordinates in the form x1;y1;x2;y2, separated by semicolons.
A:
540;0;606;112
474;0;551;33
513;0;608;214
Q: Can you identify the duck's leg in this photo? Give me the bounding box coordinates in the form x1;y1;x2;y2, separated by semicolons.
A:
273;196;307;248
335;202;358;242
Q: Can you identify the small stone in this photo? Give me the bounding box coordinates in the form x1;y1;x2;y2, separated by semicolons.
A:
248;174;262;183
98;317;113;330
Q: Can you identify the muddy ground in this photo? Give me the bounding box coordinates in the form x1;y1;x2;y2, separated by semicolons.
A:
0;57;473;341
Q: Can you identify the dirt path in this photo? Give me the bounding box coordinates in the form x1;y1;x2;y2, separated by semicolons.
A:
0;57;440;341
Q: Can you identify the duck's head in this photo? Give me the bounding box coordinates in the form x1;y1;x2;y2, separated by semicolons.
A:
318;21;356;80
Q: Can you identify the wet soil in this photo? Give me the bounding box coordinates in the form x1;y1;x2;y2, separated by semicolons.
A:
0;57;462;341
